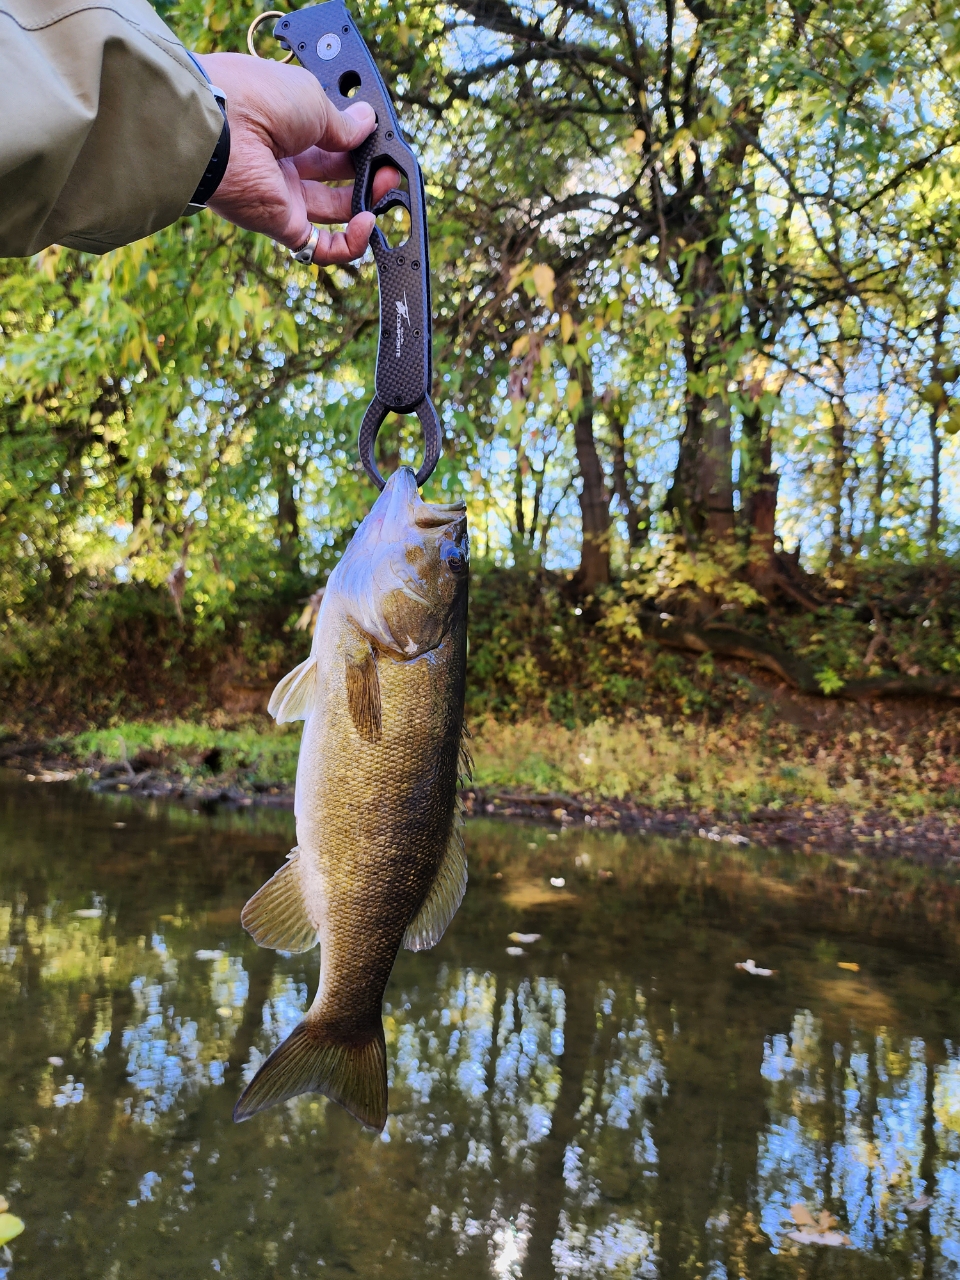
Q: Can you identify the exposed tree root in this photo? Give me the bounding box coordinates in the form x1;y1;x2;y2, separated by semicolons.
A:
642;613;960;700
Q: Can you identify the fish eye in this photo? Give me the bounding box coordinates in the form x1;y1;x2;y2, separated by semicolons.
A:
441;540;467;574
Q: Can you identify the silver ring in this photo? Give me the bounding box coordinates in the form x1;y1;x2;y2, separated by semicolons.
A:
291;226;321;264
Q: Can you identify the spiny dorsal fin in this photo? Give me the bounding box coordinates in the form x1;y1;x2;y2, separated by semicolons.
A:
240;850;318;953
233;1021;387;1131
403;812;467;952
268;657;317;724
346;649;382;743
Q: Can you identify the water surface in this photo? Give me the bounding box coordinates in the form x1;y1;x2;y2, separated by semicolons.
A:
2;778;960;1278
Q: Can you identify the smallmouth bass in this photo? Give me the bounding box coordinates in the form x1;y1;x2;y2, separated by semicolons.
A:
234;467;469;1131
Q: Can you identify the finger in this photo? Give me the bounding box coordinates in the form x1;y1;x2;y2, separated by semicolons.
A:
292;147;355;183
371;166;403;204
293;148;403;205
302;181;354;224
311;212;376;265
314;99;378;153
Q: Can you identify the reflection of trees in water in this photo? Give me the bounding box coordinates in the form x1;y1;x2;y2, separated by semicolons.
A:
386;967;564;1277
757;1009;960;1271
123;944;249;1123
10;884;960;1278
550;982;663;1280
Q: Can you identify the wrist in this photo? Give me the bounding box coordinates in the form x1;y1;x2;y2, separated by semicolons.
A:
184;60;231;214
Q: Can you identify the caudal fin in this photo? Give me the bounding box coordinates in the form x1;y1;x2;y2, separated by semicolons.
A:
233;1021;387;1131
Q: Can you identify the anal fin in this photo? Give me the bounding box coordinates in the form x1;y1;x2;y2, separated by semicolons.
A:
403;811;467;952
241;850;317;953
233;1021;387;1131
268;657;317;723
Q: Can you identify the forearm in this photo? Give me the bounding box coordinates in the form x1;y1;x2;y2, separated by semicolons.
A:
0;0;223;256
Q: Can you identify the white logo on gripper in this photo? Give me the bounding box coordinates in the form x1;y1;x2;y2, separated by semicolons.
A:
395;292;410;358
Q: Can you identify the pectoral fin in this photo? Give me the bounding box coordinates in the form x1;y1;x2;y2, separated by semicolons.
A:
268;657;317;723
240;850;317;953
403;812;467;952
345;649;382;743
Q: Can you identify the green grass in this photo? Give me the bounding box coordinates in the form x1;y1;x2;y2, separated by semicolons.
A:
47;711;960;821
70;720;302;787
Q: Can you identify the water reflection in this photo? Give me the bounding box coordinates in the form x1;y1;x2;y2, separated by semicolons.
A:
2;780;960;1278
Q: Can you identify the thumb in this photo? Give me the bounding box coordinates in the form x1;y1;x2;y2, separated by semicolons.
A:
315;99;377;152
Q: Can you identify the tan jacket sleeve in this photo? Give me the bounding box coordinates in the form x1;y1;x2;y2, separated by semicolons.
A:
0;0;224;255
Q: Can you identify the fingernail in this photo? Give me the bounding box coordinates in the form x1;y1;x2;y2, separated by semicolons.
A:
343;101;375;129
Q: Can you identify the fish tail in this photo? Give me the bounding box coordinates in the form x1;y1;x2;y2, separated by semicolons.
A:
233;1020;387;1131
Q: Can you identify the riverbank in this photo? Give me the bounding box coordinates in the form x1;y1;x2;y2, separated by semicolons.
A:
2;710;958;865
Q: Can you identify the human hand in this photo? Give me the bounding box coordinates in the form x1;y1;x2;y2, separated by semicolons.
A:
194;52;397;265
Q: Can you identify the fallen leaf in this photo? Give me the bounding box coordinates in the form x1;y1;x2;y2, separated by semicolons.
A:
506;946;526;956
837;961;860;972
216;1007;232;1018
786;1228;851;1247
786;1204;850;1246
508;933;541;944
47;1056;64;1067
736;959;776;977
0;1213;25;1246
790;1204;817;1227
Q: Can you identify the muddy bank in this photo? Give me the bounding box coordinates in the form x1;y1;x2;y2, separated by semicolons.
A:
3;735;958;870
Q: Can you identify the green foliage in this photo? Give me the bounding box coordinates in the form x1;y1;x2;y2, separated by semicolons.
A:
3;0;960;737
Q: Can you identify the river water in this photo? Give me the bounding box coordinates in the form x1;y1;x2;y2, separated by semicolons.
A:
2;777;960;1278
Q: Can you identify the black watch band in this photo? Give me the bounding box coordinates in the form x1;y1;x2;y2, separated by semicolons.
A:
184;86;230;214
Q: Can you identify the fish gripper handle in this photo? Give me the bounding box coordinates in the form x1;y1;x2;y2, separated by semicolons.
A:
274;2;440;490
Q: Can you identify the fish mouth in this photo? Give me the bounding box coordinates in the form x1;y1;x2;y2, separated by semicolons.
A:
415;499;466;529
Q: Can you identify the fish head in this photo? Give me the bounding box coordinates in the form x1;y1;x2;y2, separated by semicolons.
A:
332;467;467;658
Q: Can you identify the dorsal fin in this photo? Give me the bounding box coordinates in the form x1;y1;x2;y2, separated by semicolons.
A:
268;657;317;724
240;850;318;953
403;804;467;952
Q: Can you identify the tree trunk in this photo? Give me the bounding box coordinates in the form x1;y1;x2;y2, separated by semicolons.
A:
741;403;780;588
929;414;942;551
828;402;847;567
571;362;611;592
609;403;650;551
274;458;301;575
666;253;736;547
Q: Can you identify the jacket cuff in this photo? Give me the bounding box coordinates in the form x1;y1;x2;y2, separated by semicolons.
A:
184;84;230;213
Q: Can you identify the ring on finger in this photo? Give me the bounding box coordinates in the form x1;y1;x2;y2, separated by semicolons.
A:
290;226;321;264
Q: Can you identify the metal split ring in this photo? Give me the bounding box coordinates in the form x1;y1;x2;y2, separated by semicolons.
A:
358;395;442;490
247;10;294;61
290;225;321;264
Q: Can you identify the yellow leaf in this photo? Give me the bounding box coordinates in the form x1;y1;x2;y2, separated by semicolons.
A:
0;1214;24;1246
209;10;229;31
511;334;531;358
560;312;574;343
146;270;159;291
531;263;555;303
566;381;583;410
837;961;860;971
506;262;528;293
624;129;646;154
